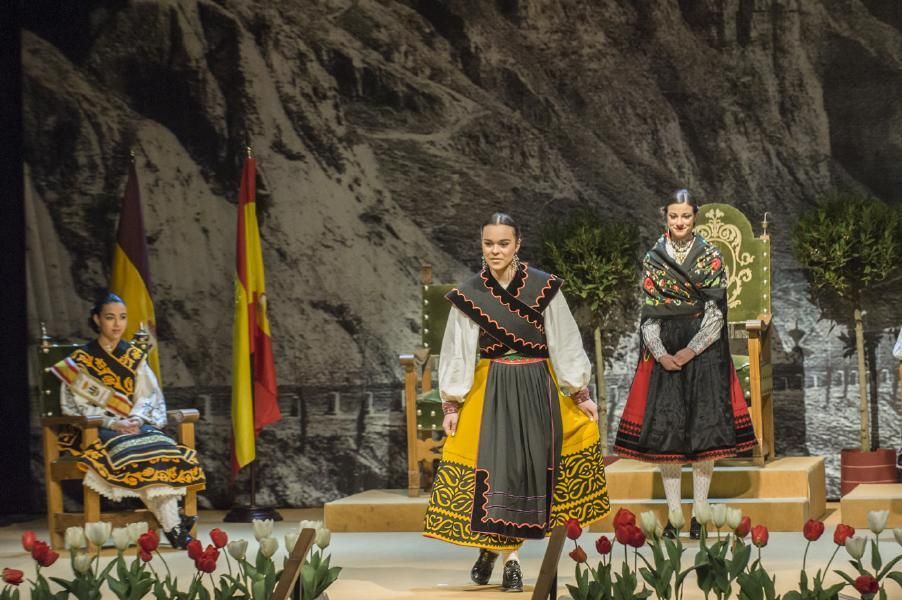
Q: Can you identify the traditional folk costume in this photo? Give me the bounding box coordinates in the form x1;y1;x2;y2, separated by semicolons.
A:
613;234;756;529
423;263;610;552
52;340;204;541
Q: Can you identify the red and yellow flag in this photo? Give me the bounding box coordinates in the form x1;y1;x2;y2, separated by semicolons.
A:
110;161;161;381
232;154;281;473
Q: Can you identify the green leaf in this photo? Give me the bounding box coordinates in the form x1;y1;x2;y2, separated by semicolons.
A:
878;553;902;579
887;571;902;588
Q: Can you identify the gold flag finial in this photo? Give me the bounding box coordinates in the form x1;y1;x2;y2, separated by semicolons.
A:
246;146;253;158
129;150;136;163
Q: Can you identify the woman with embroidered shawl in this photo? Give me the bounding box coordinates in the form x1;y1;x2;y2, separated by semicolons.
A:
423;213;610;592
51;292;204;548
614;190;757;539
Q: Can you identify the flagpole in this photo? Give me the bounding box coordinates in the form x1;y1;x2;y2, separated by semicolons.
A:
224;146;283;524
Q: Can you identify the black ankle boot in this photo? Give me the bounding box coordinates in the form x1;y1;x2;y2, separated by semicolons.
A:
180;513;198;534
663;521;678;539
689;517;701;540
164;525;193;549
501;560;523;592
470;548;498;585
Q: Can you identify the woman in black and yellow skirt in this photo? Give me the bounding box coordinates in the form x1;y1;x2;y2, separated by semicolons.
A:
613;190;757;539
423;213;610;592
51;292;205;548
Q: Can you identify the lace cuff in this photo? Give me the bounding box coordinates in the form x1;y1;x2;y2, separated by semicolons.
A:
687;301;724;355
641;318;667;359
442;401;460;415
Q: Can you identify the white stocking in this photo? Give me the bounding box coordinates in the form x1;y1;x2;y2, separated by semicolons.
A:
659;463;683;513
501;550;520;564
143;494;180;531
692;460;715;505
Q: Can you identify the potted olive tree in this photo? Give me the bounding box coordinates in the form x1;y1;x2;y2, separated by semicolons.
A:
792;192;902;494
542;212;640;450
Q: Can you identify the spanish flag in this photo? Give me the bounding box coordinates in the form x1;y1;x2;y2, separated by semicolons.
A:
110;160;161;381
232;153;281;473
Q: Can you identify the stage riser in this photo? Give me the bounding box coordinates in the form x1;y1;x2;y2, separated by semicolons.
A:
839;484;902;529
324;457;828;534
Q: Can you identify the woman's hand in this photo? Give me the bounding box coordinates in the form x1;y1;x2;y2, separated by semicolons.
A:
577;399;598;422
112;418;140;434
659;354;682;371
442;413;459;437
673;348;697;366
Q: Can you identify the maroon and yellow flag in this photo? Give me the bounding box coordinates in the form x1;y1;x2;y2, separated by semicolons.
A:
110;161;161;381
232;154;281;473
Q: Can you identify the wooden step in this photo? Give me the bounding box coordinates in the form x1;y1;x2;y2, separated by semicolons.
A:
839;483;902;529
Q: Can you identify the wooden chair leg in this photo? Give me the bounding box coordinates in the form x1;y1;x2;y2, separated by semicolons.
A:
42;425;63;549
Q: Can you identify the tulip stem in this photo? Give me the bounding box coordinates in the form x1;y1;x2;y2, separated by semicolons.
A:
823;545;840;574
155;549;172;579
223;552;233;577
802;541;810;573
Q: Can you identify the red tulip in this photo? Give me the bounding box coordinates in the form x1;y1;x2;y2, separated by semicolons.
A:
751;525;769;548
2;568;24;585
834;524;855;546
802;519;824;542
210;528;228;549
138;530;159;553
853;575;879;595
734;516;751;538
20;531;35;552
139;549;153;562
31;541;59;567
628;527;646;548
615;525;631;546
595;535;612;555
565;518;582;540
186;539;203;560
568;545;587;563
613;508;636;529
194;545;220;573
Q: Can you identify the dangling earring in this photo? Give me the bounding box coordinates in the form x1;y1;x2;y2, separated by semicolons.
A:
512;253;521;272
481;256;487;270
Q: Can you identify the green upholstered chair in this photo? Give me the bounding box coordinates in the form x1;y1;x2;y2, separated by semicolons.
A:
34;324;202;548
400;266;458;496
696;204;775;464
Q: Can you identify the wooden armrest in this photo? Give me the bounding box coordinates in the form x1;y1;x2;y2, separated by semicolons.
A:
41;415;105;428
167;409;200;424
400;354;415;368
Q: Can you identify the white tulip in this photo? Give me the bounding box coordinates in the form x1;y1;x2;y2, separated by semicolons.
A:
111;527;131;551
227;539;248;560
314;527;332;549
253;519;274;541
845;537;867;560
258;536;279;558
65;527;86;551
668;508;685;530
298;519;322;532
693;501;712;526
285;530;299;552
867;510;889;535
726;508;743;530
711;504;727;528
73;552;93;574
84;521;112;546
638;511;659;537
893;528;902;546
126;522;148;544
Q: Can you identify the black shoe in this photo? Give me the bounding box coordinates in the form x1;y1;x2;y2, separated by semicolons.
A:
164;525;193;549
663;522;678;539
501;560;523;592
689;517;701;540
470;548;498;585
180;513;198;534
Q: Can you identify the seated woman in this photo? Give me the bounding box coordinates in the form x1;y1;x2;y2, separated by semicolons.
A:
51;291;205;548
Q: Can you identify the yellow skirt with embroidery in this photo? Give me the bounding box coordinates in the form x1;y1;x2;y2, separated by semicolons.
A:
422;359;610;550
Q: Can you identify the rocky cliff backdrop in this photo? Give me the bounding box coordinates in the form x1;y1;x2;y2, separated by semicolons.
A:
23;0;902;506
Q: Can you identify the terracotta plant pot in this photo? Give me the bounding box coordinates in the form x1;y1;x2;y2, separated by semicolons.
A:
839;447;897;496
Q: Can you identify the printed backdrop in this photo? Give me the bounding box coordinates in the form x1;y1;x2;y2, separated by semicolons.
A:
24;0;902;506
